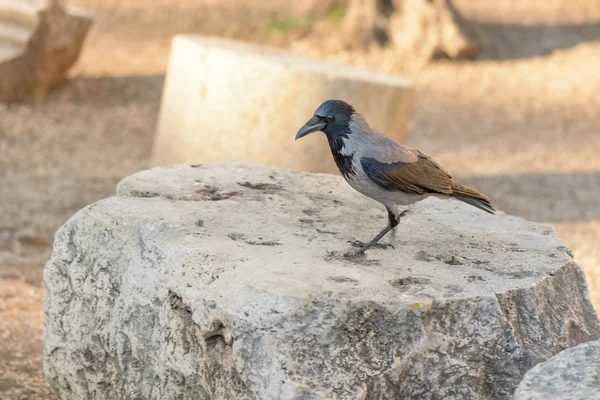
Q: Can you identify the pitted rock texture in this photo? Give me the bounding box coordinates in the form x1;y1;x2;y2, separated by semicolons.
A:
43;162;600;400
514;339;600;400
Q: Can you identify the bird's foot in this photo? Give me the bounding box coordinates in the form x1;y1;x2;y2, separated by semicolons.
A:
348;240;395;250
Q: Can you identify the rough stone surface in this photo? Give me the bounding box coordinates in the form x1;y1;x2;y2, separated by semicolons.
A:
0;0;93;101
43;162;600;400
514;339;600;400
151;35;414;174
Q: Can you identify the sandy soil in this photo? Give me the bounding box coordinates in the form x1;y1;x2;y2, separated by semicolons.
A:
1;0;599;397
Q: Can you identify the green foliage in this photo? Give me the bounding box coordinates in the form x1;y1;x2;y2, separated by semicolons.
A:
25;80;47;102
25;80;37;96
327;3;346;24
261;16;307;34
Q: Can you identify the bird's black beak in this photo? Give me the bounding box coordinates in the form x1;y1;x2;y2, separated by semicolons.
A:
295;116;325;140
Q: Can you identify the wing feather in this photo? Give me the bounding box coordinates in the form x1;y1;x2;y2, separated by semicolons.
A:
361;152;453;195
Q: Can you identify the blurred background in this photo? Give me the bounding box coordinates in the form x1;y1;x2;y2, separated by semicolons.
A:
0;0;599;398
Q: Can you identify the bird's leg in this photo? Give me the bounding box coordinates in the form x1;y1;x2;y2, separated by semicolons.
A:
350;224;394;250
390;208;409;239
350;206;401;251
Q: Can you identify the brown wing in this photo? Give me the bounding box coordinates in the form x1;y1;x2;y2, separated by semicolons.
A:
361;151;454;195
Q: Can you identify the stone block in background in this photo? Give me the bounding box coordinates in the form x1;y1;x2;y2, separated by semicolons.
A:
44;162;600;399
151;36;414;174
0;0;93;101
342;0;481;61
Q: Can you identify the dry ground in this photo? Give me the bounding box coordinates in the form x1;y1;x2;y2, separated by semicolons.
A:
1;0;599;398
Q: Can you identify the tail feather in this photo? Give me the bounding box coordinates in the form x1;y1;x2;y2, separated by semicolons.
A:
454;195;495;214
451;181;495;215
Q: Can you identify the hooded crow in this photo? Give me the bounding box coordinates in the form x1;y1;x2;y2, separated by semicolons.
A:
296;99;495;252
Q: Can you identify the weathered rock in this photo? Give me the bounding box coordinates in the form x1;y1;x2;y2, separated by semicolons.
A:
343;0;480;61
514;340;600;400
151;35;414;174
44;162;600;399
0;0;93;101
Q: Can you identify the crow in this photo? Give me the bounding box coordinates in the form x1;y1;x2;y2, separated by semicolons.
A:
296;99;494;252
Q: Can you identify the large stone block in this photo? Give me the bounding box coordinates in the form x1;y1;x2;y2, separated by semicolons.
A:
150;36;414;174
514;339;600;400
44;162;600;399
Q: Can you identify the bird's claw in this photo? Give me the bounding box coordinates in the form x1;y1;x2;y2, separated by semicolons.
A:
348;240;395;250
348;240;368;248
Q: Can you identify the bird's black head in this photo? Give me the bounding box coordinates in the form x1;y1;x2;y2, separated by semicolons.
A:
295;99;355;140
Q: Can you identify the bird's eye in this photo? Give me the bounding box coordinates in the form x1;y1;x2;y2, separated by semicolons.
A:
325;116;334;123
